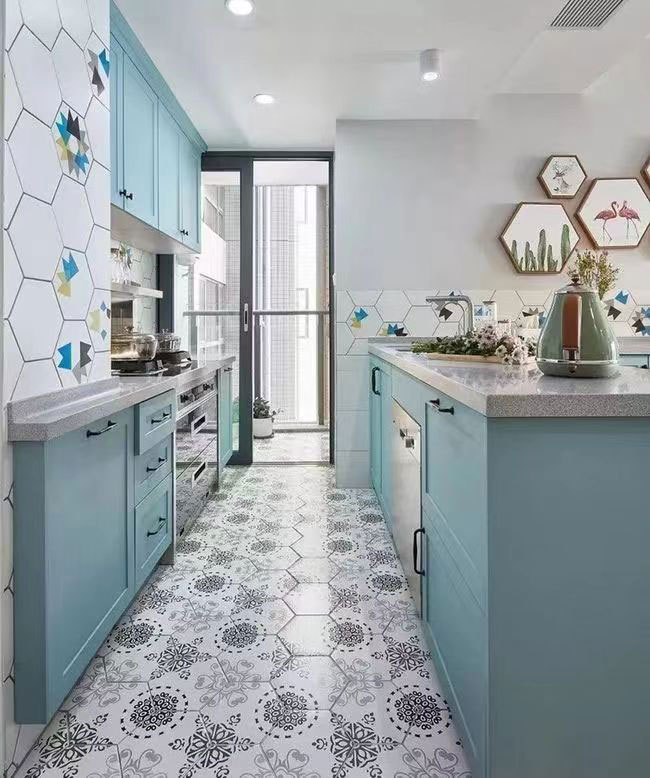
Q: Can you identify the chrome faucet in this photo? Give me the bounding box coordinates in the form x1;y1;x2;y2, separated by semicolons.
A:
425;295;474;334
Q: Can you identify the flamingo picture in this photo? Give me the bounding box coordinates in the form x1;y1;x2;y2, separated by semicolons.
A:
594;201;618;243
619;200;641;239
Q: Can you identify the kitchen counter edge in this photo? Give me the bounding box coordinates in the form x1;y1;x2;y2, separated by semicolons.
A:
7;357;236;442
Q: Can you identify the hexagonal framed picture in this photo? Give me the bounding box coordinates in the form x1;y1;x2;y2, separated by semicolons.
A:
538;155;587;199
643;157;650;187
576;178;650;249
500;202;579;274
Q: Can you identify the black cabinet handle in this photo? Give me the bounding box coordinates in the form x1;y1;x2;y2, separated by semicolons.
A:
126;192;134;200
87;421;116;437
413;527;425;575
428;398;440;407
118;188;127;197
371;366;380;396
438;406;454;414
151;411;172;425
147;516;167;536
146;457;167;473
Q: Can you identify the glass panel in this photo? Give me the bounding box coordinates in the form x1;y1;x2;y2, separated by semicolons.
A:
176;171;241;456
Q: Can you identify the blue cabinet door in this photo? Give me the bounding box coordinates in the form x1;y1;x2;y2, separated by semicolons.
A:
370;363;382;496
14;408;135;723
180;133;201;251
380;366;393;526
122;54;158;227
157;102;182;241
110;34;124;208
219;367;234;468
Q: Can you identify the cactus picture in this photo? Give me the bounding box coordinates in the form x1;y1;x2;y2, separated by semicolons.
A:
500;202;579;274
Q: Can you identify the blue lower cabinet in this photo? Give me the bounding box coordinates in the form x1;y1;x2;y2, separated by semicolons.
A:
619;354;649;368
369;362;382;496
135;474;173;588
135;390;176;454
219;367;234;469
369;359;392;524
135;434;173;504
13;408;135;724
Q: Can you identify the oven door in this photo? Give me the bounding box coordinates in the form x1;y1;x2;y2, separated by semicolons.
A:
175;392;218;536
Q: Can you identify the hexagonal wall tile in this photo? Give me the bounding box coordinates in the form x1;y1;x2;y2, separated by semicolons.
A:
405;290;437;306
4;231;22;316
10;280;63;360
377;322;408;337
336;323;354;355
492;290;525;321
9;111;62;202
19;0;61;48
52;176;93;250
9;28;61;125
56;320;94;386
336;291;354;323
348;290;380;306
57;0;92;48
84;98;109;168
13;360;61;402
51;103;92;182
89;350;110;380
9;196;63;279
4;57;22;140
53;31;93;116
404;306;436;337
86;0;109;46
53;250;94;319
4;144;22;228
86;288;111;350
85;225;110;290
347;305;382;338
5;0;22;49
4;324;22;401
85;162;110;228
86;34;110;107
376;291;410;322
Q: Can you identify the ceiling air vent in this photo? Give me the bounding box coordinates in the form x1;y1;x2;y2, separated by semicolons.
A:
550;0;627;29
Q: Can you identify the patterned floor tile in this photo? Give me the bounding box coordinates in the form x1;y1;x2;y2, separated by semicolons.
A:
283;583;340;615
278;615;337;656
240;569;299;598
290;556;341;583
270;655;348;709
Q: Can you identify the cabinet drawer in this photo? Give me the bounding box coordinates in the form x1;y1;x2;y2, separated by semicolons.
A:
391;367;425;426
421;512;486;770
135;434;173;504
176;455;215;536
620;355;649;368
135;390;176;454
422;385;487;578
135;474;172;588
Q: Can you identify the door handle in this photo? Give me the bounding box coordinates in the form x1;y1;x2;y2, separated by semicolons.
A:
437;406;454;415
243;303;249;333
146;457;167;473
413;527;425;576
87;421;116;437
147;516;167;537
126;192;134;200
371;366;380;395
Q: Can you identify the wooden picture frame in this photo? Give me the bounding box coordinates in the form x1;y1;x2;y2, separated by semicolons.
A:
537;155;587;199
643;157;650;188
576;177;650;249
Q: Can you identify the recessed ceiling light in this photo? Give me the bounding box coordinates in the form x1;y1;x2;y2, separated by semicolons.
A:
420;49;441;82
253;93;275;105
225;0;254;16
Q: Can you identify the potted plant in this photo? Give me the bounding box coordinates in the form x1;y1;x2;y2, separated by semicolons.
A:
253;396;279;439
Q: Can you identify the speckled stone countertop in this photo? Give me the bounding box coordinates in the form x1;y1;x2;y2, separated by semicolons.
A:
369;343;650;418
7;357;235;442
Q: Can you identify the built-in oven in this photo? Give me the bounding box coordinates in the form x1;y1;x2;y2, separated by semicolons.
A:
175;375;218;536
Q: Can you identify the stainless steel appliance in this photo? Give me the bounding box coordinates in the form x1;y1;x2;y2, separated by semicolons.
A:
175;375;218;536
391;400;423;612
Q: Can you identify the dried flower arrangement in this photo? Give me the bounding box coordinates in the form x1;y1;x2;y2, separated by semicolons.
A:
412;324;536;365
567;249;619;300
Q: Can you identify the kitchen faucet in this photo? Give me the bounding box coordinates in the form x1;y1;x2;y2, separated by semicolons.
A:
425;295;474;334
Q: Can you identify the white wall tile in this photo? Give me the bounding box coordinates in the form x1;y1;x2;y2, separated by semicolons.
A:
376;290;410;322
335;290;354;323
404;305;436;336
19;0;61;48
9;28;61;124
9;195;63;279
335;451;370;488
9;110;62;202
405;290;437;306
336;354;369;373
85;225;110;290
336;367;368;412
335;410;369;452
5;0;23;50
53;250;94;319
86;33;109;108
347;305;382;338
55;320;94;386
86;0;109;47
4;57;22;140
52;31;93;115
86;287;111;350
52;176;93;250
3;324;22;401
84;97;109;168
12;359;61;400
348;338;369;355
10;280;63;360
3;144;21;229
84;162;109;228
52;103;93;183
56;0;92;48
3;232;22;316
348;290;380;306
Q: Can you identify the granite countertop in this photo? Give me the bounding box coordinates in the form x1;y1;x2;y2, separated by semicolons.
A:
7;357;236;442
369;343;650;418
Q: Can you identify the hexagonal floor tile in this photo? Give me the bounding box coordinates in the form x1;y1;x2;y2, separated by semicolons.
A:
9;28;61;125
53;31;93;116
290;557;340;584
10;279;62;360
51;103;92;183
53;250;94;319
55;320;94;386
253;546;300;571
86;287;111;350
53;176;93;250
9;110;61;202
278;615;337;656
283;584;340;616
270;655;348;709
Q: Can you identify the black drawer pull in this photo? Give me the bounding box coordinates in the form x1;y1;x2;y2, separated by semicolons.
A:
437;406;454;414
87;421;116;437
371;366;380;396
147;517;167;537
428;398;440;407
146;457;167;473
413;527;425;575
151;411;172;425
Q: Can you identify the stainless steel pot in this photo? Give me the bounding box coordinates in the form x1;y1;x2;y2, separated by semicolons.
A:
111;327;158;360
154;329;181;353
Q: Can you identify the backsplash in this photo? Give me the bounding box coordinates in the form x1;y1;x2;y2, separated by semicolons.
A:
110;241;158;335
2;1;110;773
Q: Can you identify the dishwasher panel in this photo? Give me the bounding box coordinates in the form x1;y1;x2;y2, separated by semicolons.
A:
391;399;423;613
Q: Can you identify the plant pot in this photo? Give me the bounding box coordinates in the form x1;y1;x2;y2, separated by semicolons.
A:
253;417;274;439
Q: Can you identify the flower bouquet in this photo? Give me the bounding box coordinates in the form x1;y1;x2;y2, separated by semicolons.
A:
411;324;536;365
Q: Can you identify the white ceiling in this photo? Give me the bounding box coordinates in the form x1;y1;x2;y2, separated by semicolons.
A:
116;0;650;150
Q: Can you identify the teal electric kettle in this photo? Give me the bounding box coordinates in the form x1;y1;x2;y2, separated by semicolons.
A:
536;275;619;378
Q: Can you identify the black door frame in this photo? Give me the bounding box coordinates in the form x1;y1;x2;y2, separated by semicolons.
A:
202;151;335;465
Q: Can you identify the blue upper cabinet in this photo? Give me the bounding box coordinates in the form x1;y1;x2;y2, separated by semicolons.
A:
122;54;159;226
110;2;206;251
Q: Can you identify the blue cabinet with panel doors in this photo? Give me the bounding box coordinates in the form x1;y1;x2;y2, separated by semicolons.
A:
369;354;650;777
110;2;205;251
369;357;392;527
219;366;234;469
13;391;176;725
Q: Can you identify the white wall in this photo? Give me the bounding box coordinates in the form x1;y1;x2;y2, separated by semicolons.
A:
334;42;650;487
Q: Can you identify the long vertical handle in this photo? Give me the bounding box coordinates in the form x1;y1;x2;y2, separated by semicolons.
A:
371;366;381;396
243;303;249;333
413;527;425;575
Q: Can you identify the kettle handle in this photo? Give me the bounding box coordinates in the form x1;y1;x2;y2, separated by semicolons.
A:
562;292;582;369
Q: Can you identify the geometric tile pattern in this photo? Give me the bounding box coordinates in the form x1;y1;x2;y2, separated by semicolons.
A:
3;3;111;774
13;465;470;778
254;431;330;464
